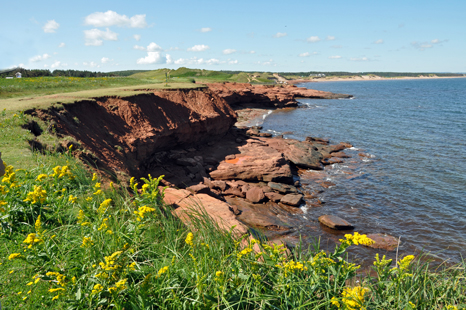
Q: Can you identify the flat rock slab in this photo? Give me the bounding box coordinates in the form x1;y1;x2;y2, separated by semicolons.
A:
246;186;266;203
318;215;354;230
280;194;303;207
366;233;399;251
268;182;297;194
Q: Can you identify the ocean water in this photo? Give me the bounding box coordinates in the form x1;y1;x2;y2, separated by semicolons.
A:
260;78;466;263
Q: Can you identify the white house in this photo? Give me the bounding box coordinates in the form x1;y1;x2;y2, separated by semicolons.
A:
15;72;22;78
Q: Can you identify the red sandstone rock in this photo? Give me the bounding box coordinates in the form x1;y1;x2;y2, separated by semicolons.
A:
366;233;399;251
265;192;283;202
246;186;266;203
280;194;303;207
318;215;354;230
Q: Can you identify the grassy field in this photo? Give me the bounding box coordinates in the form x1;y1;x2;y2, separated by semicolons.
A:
0;79;465;309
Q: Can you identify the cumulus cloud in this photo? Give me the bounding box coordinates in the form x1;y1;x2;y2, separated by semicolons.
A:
411;39;447;51
172;57;225;65
147;42;162;52
84;28;118;46
134;45;146;50
307;36;321;43
133;34;141;41
43;20;59;33
51;61;67;68
299;52;310;57
374;39;384;44
273;32;287;38
84;10;147;28
326;35;335;41
328;55;342;59
30;54;51;62
101;57;111;63
58;42;66;48
200;27;212;32
223;49;236;55
137;52;166;64
187;44;209;52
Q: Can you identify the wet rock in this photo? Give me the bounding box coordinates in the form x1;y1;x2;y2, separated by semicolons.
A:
305;136;329;145
266;138;323;170
259;132;272;137
268;182;297;194
322;158;344;165
330;151;351;158
246;186;266;203
265;192;283;202
318;215;354;230
280;194;303;207
320;181;336;189
366;233;399;251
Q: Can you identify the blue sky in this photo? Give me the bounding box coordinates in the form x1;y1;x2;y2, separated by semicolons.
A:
1;0;465;73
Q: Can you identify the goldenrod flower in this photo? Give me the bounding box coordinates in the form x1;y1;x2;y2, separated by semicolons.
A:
81;236;93;248
23;185;47;204
98;198;112;214
23;233;43;248
340;232;374;247
398;255;415;271
98;218;108;231
340;286;369;310
93;189;102;195
91;284;103;294
215;271;224;277
8;253;21;260
92;173;97;181
35;215;42;234
134;205;156;221
68;195;77;203
94;182;101;189
36;174;48;182
157;266;169;277
185;232;194;246
48;288;65;293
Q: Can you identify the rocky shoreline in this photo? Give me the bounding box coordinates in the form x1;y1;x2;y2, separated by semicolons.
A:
27;82;396;251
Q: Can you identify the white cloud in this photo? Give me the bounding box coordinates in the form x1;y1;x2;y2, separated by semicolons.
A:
83;61;99;68
255;59;275;66
133;34;141;41
200;27;212;32
229;60;238;64
374;39;384;44
84;28;118;46
136;52;171;65
166;54;173;64
43;20;59;33
273;32;287;38
147;42;162;52
51;61;67;68
84;10;147;28
29;53;51;62
350;57;369;61
187;44;209;52
223;49;236;55
411;39;448;51
307;36;321;43
101;57;111;63
58;42;66;48
326;35;335;41
250;50;256;54
173;57;225;65
134;45;146;50
299;52;310;57
328;55;342;59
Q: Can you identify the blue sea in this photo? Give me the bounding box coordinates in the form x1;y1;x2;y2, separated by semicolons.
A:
260;78;466;263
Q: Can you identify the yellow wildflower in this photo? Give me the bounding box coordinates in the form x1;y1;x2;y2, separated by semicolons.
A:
68;195;77;203
98;218;108;231
48;288;65;293
141;184;149;193
91;284;103;294
409;301;416;308
128;262;137;271
215;271;224;277
92;173;97;181
340;232;374;246
157;266;169;277
23;185;47;204
94;182;101;189
134;205;156;221
8;253;21;260
331;297;340;308
36;174;48;182
23;233;43;248
81;236;93;248
340;286;369;310
35;215;42;234
98;198;112;214
77;210;85;223
185;232;194;246
52;295;59;301
68;144;73;151
398;255;415;271
373;253;392;268
26;282;33;286
86;196;93;202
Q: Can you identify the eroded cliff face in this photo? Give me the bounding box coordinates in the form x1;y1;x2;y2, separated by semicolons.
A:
34;88;236;178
